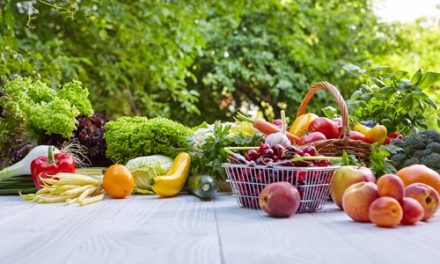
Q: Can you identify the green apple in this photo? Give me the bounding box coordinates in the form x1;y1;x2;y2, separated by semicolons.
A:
330;166;375;209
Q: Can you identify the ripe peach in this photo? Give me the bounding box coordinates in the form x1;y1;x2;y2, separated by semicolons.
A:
377;174;405;201
330;166;375;209
342;182;379;222
401;197;424;225
259;182;301;218
405;183;440;221
369;197;403;228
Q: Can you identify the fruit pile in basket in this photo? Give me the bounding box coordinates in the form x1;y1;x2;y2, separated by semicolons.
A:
224;140;341;214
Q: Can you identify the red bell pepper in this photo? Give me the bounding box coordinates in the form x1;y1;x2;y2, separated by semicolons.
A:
31;146;76;189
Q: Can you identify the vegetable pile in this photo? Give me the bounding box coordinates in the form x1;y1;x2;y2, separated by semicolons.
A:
0;78;93;166
389;130;440;174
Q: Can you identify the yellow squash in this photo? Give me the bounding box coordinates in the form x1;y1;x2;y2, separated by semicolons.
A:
150;152;191;197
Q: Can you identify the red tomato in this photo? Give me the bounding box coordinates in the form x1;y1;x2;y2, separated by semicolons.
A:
299;132;327;145
308;117;339;139
349;131;371;143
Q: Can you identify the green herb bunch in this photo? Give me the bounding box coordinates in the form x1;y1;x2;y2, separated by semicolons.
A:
344;61;440;135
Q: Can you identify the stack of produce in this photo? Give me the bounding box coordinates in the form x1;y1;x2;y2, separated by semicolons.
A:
331;164;440;228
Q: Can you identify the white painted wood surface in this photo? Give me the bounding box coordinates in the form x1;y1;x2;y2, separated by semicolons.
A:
0;194;439;264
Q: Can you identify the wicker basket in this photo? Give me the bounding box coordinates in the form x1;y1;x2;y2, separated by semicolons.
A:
297;82;371;163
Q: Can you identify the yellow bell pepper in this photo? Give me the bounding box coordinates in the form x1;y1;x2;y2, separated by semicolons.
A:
289;113;319;137
365;124;388;144
353;123;371;135
150;152;191;197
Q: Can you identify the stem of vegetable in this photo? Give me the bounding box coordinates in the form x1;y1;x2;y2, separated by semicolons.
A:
224;146;259;154
47;146;55;163
236;112;254;123
291;156;343;162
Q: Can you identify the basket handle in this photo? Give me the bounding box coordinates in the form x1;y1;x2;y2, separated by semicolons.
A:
296;81;349;139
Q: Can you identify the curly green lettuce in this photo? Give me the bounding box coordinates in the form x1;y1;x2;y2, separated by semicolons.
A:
0;77;93;152
104;116;192;163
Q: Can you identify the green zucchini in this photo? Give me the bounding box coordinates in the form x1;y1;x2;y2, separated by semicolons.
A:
186;175;216;200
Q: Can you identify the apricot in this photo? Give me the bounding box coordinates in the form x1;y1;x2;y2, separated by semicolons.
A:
405;183;440;221
377;174;405;201
369;197;403;228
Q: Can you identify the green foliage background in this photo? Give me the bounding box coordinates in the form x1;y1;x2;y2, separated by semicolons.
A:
1;0;439;126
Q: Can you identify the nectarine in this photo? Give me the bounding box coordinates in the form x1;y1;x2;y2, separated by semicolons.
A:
342;182;379;222
401;197;424;225
405;183;440;221
259;182;300;218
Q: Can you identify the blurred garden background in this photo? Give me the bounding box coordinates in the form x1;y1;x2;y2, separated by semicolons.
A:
1;0;440;165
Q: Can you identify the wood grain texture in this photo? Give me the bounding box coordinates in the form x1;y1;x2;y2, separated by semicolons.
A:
0;195;221;264
1;194;440;264
214;194;440;264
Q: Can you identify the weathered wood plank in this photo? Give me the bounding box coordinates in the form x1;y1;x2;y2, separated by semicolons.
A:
215;194;440;264
0;195;221;264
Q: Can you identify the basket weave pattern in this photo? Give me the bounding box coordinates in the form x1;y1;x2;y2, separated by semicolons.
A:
297;82;371;163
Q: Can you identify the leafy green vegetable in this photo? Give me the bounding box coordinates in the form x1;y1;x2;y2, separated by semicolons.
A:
0;77;93;165
125;155;173;194
389;130;440;174
104;116;192;163
189;122;263;183
369;144;396;178
345;62;440;135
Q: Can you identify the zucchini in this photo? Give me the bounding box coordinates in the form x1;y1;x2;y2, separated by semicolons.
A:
185;175;216;200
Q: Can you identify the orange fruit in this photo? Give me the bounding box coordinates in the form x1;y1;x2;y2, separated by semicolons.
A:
396;164;440;194
103;164;134;199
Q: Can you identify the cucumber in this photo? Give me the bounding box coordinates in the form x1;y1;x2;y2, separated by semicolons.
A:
186;175;216;200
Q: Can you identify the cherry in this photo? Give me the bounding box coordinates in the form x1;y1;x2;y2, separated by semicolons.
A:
286;145;304;156
258;143;271;154
262;148;274;157
303;146;317;156
246;149;260;160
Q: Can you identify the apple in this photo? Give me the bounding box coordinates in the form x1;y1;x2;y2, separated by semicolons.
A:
330;166;375;209
405;183;440;221
259;182;301;218
342;181;379;222
377;174;405;201
369;197;403;228
401;197;424;225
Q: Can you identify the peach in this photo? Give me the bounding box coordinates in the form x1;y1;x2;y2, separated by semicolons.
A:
377;174;405;201
342;182;379;222
369;197;403;228
259;182;300;218
401;197;424;225
330;166;375;209
405;183;440;221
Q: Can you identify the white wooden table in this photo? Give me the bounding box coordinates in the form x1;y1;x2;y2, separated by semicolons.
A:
1;194;440;264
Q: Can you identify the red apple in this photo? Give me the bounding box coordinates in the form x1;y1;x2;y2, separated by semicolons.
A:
330;166;375;209
342;182;379;222
401;197;424;225
369;197;403;228
405;183;440;221
377;174;405;202
259;182;301;218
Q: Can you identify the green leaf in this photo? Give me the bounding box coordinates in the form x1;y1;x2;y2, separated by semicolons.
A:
371;66;390;72
343;65;362;75
411;69;422;86
417;72;440;89
321;106;339;119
